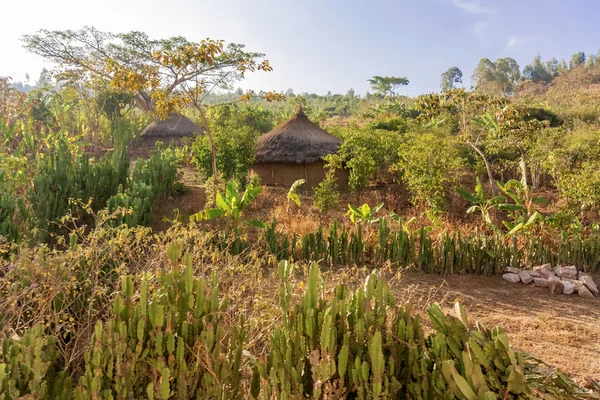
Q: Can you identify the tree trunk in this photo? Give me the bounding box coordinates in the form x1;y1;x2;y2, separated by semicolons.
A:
197;108;219;187
135;91;153;111
467;141;496;193
531;162;541;190
519;155;528;190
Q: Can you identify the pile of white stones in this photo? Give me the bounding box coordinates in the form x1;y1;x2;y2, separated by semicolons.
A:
502;264;598;299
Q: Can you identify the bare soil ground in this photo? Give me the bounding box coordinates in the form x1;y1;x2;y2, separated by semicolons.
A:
395;271;600;383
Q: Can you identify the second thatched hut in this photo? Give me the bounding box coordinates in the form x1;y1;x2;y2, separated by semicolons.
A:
253;107;348;187
132;113;202;158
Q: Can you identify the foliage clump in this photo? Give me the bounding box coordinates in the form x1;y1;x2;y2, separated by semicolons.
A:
396;131;465;211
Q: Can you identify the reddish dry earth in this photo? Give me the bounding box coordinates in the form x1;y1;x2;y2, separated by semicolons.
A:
397;271;600;383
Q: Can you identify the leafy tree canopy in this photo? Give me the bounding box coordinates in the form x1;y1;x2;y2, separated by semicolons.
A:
471;57;521;96
570;51;586;69
440;67;463;91
367;76;409;97
22;26;274;113
522;55;556;84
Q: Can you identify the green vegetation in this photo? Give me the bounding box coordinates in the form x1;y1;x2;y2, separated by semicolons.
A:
2;26;600;398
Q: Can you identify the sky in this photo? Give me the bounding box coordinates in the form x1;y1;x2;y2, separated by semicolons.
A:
1;0;599;96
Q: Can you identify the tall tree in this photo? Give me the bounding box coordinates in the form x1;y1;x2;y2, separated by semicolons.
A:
367;76;409;97
22;26;272;112
440;67;463;91
545;57;559;77
556;59;569;74
471;57;521;96
523;55;554;84
569;51;586;69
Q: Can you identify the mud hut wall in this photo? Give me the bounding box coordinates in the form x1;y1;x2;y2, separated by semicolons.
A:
253;162;349;189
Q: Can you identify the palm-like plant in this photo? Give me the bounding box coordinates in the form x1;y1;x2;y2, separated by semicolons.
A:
456;178;505;230
346;202;384;225
495;180;547;235
191;180;266;228
286;179;305;211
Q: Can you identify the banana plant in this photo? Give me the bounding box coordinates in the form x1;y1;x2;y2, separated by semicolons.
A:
286;179;305;211
191;180;267;228
456;177;506;230
346;202;384;224
495;179;547;235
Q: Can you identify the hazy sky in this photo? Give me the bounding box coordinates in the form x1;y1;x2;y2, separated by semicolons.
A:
1;0;598;96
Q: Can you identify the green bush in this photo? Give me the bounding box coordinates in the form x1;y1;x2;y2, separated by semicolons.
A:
396;132;465;211
106;183;154;227
0;325;72;399
0;191;27;244
192;123;257;183
132;143;181;200
337;127;402;191
0;258;592;398
261;262;589;399
75;147;130;212
313;155;341;212
556;161;600;211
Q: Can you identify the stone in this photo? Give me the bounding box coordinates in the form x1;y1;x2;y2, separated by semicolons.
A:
537;269;553;279
552;265;560;274
556;265;577;279
582;276;598;297
527;270;541;278
503;273;521;283
548;279;564;295
505;267;521;274
578;286;596;300
563;279;584;290
533;278;549;288
519;270;534;284
533;263;551;272
562;280;575;295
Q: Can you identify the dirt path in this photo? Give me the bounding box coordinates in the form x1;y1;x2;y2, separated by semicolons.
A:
396;271;600;383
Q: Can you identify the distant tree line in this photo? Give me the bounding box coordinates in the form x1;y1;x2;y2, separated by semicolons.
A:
440;50;600;96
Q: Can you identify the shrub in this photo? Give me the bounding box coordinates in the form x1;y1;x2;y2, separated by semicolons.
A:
106;183;155;227
556;161;600;211
396;131;465;211
337;127;402;191
313;155;341;212
0;325;71;399
192;121;258;183
0;190;28;244
261;262;588;398
132;143;181;200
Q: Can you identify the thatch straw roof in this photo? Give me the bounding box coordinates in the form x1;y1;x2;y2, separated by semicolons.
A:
140;114;202;138
254;107;341;164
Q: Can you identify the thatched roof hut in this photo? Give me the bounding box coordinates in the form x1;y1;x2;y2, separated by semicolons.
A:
253;107;348;187
140;113;201;138
254;107;341;164
132;113;202;159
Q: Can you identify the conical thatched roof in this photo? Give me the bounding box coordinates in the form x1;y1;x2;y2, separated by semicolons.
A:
140;114;202;138
254;107;341;164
